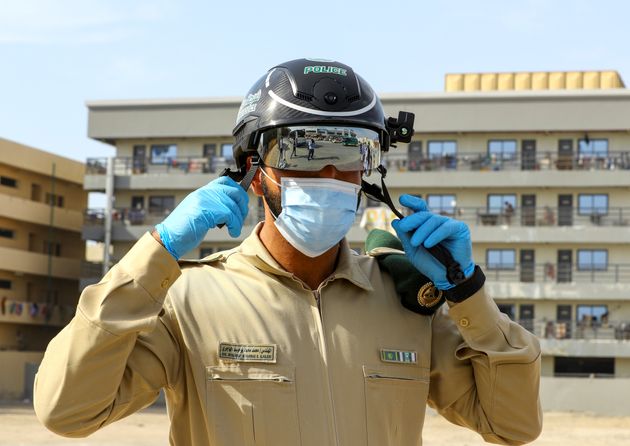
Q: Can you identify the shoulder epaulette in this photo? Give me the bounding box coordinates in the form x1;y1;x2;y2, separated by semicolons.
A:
366;229;445;316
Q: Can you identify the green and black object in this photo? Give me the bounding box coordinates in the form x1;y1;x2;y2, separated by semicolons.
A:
365;229;445;316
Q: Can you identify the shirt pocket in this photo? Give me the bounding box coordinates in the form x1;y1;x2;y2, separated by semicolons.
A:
206;365;301;446
363;364;429;446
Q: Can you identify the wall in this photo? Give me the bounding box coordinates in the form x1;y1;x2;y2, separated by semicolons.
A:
540;376;630;415
0;163;86;213
116;137;230;158
0;351;44;400
0;216;83;259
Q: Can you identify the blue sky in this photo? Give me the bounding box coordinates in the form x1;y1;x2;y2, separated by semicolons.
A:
1;0;629;163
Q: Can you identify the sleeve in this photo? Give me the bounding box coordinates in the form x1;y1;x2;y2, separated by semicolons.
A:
34;233;183;438
427;286;543;445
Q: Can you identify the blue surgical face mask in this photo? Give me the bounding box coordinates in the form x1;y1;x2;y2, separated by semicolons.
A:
261;169;361;257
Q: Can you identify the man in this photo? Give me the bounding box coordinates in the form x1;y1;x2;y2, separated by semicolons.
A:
34;58;542;445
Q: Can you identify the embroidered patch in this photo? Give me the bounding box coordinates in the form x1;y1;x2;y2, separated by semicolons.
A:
380;349;417;364
218;342;277;363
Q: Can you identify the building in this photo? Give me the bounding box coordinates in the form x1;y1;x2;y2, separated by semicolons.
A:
0;138;87;400
84;70;630;414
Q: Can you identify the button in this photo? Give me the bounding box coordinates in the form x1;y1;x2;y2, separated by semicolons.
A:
459;318;470;328
161;279;170;289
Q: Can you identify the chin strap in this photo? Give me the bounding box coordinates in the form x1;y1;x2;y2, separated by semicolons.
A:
217;156;261;229
361;165;467;286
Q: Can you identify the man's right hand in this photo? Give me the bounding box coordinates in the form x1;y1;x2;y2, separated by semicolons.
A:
154;176;249;259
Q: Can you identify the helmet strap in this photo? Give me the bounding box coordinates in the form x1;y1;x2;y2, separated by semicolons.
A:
360;165;404;220
239;155;261;192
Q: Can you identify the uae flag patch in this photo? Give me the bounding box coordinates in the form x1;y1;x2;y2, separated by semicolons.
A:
380;349;417;364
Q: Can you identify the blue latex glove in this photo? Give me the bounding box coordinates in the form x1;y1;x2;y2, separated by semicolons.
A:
391;194;475;290
155;176;249;259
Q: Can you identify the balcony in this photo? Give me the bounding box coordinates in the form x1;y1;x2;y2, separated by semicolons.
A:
440;206;630;228
86;156;236;175
526;319;630;342
85;152;630;191
0;246;81;280
82;205;267;243
382;150;630;173
480;263;630;284
83;203;630;245
87;151;630;176
0;194;83;232
0;297;74;327
85;156;235;190
513;318;630;361
380;151;630;189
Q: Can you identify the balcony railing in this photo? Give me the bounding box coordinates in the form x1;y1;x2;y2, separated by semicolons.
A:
87;151;630;175
441;207;630;227
0;297;75;327
520;319;630;341
479;263;630;283
381;150;630;172
85;205;630;229
84;206;266;228
86;156;235;175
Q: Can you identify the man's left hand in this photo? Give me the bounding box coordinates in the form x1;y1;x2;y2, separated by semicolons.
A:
391;194;475;290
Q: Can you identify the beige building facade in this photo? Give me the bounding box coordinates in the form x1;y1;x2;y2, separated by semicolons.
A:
84;71;630;414
0;139;86;399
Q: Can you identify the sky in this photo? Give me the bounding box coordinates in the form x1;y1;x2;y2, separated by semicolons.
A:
1;0;629;164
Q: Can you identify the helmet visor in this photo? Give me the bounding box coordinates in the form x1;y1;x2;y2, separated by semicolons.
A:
258;125;381;175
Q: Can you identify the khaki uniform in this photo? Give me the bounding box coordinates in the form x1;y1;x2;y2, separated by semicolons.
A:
35;224;542;446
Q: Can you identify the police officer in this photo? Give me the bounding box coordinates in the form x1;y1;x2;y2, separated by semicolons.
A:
34;59;542;445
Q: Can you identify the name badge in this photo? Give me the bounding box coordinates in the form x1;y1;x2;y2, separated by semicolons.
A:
380;348;417;364
219;342;277;363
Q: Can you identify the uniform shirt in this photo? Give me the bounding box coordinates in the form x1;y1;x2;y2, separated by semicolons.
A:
34;224;542;446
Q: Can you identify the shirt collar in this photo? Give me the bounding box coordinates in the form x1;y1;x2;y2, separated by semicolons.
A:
240;222;373;292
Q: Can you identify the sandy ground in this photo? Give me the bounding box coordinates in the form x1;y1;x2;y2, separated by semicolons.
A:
2;403;630;445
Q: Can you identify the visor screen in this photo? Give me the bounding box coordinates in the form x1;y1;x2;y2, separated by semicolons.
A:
258;125;381;175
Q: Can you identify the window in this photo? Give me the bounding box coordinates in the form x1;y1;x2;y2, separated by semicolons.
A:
577;249;607;271
486;249;516;270
487;194;516;214
578;194;608;215
497;304;515;320
427;195;456;215
577;305;608;325
0;228;14;238
150;144;177;164
0;279;11;289
221;143;234;158
43;241;61;257
427;141;457;158
148;196;175;215
203;144;217;157
578;139;608;158
488;140;517;160
519;304;535;332
45;193;64;208
407;141;423;171
554;357;614;378
0;176;17;188
131;196;145;210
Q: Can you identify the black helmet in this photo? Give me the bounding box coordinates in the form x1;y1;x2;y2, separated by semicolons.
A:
232;58;390;171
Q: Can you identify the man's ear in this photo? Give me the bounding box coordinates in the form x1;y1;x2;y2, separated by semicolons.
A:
247;156;264;196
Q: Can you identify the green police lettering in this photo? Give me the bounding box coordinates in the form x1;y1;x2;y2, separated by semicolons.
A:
303;66;348;76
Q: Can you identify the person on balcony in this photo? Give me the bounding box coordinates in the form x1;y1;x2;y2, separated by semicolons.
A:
34;58;542;446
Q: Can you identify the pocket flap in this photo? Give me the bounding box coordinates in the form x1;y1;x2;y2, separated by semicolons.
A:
207;364;295;382
363;364;429;382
